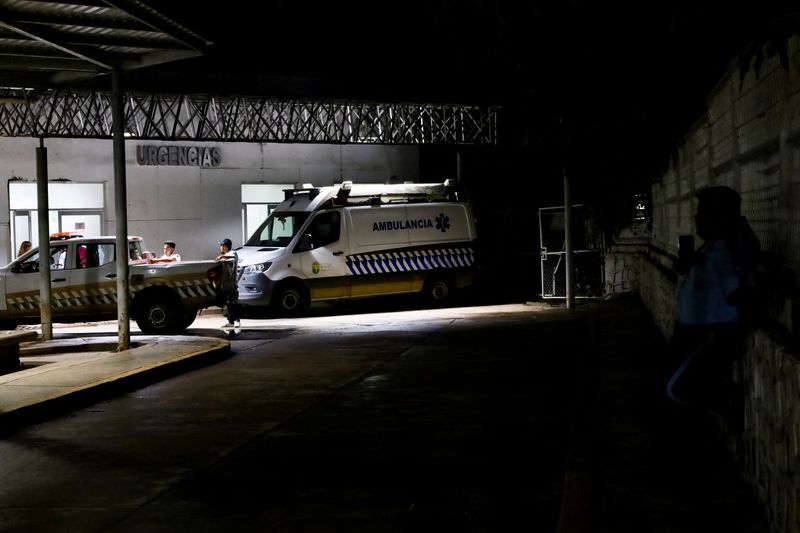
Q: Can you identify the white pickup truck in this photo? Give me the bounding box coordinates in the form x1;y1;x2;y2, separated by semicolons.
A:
0;235;235;333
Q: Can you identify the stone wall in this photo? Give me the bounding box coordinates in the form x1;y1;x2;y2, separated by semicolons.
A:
611;35;800;533
633;253;799;533
734;330;800;533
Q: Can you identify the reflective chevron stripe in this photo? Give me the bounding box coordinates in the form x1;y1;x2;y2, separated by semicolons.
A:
7;278;215;311
8;291;117;311
130;279;216;300
346;247;474;276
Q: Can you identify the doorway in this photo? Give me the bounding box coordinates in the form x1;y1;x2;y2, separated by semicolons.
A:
241;184;291;244
8;182;105;257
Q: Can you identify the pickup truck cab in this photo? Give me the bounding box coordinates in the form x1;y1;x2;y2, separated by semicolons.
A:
0;235;234;333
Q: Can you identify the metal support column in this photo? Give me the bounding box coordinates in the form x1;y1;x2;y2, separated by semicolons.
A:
35;138;52;340
564;166;574;309
112;70;131;351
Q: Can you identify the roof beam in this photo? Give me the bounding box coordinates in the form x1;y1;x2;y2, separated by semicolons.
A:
0;54;101;71
0;18;112;70
0;3;151;31
2;27;182;49
102;0;211;52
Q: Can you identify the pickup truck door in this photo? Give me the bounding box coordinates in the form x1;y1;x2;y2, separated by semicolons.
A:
66;242;118;318
3;244;70;320
298;210;349;299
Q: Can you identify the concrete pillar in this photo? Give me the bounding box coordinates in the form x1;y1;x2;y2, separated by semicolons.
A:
564;166;574;309
112;70;131;351
35;138;52;340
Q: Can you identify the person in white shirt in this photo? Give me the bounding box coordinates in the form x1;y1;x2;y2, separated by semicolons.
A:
216;238;235;261
150;240;181;263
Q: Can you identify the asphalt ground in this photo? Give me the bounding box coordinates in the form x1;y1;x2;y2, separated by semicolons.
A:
0;296;770;532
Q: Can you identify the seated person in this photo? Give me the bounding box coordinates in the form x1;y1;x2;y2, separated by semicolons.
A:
17;240;32;257
78;245;88;268
128;244;147;264
149;240;181;264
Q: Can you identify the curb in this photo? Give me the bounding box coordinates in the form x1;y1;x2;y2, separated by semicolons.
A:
0;338;231;436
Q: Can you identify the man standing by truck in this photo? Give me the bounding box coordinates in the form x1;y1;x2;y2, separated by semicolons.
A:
217;238;240;328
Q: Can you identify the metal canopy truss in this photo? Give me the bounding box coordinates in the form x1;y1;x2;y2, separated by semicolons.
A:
0;89;499;144
0;0;209;86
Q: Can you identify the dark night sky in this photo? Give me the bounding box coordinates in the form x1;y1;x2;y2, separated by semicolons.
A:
138;2;798;143
144;2;794;106
128;1;799;226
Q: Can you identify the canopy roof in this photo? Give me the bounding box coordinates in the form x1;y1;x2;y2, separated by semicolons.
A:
0;0;210;88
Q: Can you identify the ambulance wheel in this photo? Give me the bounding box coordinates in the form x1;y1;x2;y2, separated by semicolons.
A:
273;283;308;317
424;275;452;306
136;297;182;334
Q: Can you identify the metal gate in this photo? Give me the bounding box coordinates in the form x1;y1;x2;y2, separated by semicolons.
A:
539;205;604;299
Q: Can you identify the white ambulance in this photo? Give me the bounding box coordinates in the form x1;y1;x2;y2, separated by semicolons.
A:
235;180;478;315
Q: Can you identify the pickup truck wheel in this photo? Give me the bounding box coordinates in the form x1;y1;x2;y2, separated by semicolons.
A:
273;284;308;317
136;299;181;334
181;309;197;329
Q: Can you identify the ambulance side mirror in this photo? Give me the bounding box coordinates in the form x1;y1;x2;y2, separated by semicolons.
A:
295;234;314;252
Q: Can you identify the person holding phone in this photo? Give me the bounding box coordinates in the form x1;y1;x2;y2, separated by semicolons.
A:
667;185;760;434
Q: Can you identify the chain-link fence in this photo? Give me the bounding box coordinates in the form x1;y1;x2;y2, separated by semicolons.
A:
539;206;604;298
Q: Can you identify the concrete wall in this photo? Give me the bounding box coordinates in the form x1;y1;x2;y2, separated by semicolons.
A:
0;139;419;264
610;35;800;533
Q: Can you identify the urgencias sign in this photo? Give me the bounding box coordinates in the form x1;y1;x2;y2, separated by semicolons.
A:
136;145;221;167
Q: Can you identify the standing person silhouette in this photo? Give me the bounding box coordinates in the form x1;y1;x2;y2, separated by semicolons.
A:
667;185;760;434
216;238;240;328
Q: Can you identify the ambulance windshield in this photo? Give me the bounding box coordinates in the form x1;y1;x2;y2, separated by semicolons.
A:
246;212;310;247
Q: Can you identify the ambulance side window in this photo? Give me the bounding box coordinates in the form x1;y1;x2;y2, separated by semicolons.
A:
306;211;341;248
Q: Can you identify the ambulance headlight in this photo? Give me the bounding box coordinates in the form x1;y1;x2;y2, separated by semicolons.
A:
243;262;271;274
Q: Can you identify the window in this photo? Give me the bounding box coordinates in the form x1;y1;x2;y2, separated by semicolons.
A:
9;182;106;256
246;212;309;247
95;244;114;268
77;243;115;269
241;184;292;244
305;211;341;248
128;241;145;262
50;247;67;270
13;245;68;273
